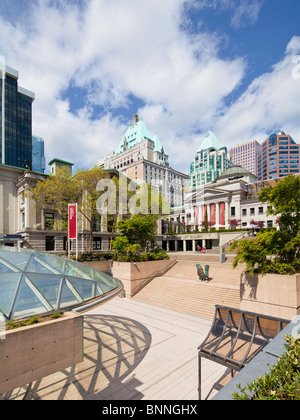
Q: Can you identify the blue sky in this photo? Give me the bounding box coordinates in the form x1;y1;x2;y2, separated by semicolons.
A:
0;0;299;173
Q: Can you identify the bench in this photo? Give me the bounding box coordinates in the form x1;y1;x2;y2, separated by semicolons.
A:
197;305;290;400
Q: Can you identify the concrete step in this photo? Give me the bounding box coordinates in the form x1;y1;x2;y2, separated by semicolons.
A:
132;275;240;320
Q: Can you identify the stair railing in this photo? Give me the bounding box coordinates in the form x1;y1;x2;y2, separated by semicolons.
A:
131;257;177;297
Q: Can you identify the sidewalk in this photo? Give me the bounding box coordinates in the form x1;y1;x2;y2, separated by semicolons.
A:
10;298;230;400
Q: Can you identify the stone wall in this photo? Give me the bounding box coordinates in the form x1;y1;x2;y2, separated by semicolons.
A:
0;311;83;394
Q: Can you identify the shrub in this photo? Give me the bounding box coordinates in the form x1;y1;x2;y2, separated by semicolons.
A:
76;252;114;262
233;335;300;400
231;230;300;275
50;312;63;319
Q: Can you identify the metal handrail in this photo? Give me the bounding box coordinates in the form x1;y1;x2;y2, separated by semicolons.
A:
72;283;124;313
131;257;177;296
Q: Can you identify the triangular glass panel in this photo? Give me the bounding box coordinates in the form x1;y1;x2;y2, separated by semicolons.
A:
94;270;121;290
59;278;82;308
0;250;31;271
31;252;66;274
10;275;50;319
65;276;96;301
0;273;22;318
0;258;20;273
95;284;104;297
63;260;94;280
25;273;63;310
25;254;61;275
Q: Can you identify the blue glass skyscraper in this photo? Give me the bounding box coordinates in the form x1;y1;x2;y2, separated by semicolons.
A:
0;64;35;169
32;135;46;173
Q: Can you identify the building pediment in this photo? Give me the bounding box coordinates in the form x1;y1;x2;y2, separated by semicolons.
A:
184;186;230;205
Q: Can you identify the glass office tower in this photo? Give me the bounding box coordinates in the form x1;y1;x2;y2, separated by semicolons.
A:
32;135;46;173
0;65;35;169
257;131;300;181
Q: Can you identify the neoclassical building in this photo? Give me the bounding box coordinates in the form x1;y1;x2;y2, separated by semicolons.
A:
162;165;279;252
0;161;121;252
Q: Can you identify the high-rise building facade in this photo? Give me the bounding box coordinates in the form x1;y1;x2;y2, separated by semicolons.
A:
32;136;46;173
190;131;231;189
229;140;262;176
257;131;300;181
0;64;35;169
100;115;189;208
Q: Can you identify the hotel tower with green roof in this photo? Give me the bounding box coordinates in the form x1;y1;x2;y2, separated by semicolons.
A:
101;115;189;208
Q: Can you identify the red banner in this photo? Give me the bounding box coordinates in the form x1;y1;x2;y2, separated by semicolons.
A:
68;204;77;240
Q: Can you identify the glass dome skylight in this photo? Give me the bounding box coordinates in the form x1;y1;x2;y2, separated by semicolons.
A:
0;247;123;321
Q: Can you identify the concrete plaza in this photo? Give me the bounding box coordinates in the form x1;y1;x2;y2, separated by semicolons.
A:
9;297;230;400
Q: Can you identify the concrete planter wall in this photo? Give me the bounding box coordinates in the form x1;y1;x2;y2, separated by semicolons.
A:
112;259;176;298
0;311;84;394
81;260;112;273
240;272;300;320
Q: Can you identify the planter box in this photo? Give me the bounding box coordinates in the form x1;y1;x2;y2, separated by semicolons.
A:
0;311;84;394
112;259;176;297
81;260;112;273
240;272;300;320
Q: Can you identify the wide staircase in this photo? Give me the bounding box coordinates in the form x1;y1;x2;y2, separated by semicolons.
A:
132;251;242;320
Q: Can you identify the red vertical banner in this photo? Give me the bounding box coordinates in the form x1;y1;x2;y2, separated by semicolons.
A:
203;205;207;223
68;204;77;240
211;204;216;226
219;202;225;226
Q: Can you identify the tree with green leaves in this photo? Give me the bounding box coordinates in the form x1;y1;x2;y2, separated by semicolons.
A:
74;166;111;252
231;175;300;275
259;174;300;236
111;214;169;262
29;167;79;231
30;166;110;253
115;214;157;250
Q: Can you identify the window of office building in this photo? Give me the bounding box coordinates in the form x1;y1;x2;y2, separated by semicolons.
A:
92;215;101;232
93;238;102;250
45;213;55;229
46;236;55;251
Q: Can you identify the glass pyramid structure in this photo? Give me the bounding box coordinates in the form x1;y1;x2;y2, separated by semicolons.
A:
0;247;122;321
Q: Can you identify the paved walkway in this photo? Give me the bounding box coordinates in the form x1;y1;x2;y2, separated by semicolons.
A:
10;298;230;400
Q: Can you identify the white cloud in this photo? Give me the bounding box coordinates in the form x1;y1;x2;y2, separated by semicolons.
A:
214;36;300;148
0;0;298;177
0;0;246;172
231;0;265;27
186;0;265;27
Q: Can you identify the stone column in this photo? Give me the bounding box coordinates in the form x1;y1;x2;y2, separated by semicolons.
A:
216;202;220;226
225;201;230;226
207;204;211;223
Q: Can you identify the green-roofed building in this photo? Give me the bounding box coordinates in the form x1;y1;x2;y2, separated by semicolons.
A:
190;131;232;189
101;115;189;208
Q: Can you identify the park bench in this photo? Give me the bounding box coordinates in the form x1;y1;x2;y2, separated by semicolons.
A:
197;305;290;400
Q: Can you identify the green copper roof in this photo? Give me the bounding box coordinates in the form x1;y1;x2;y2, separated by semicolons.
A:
197;131;222;153
115;116;165;155
153;133;163;152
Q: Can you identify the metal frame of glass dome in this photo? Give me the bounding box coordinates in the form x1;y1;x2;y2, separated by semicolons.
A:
0;247;123;321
